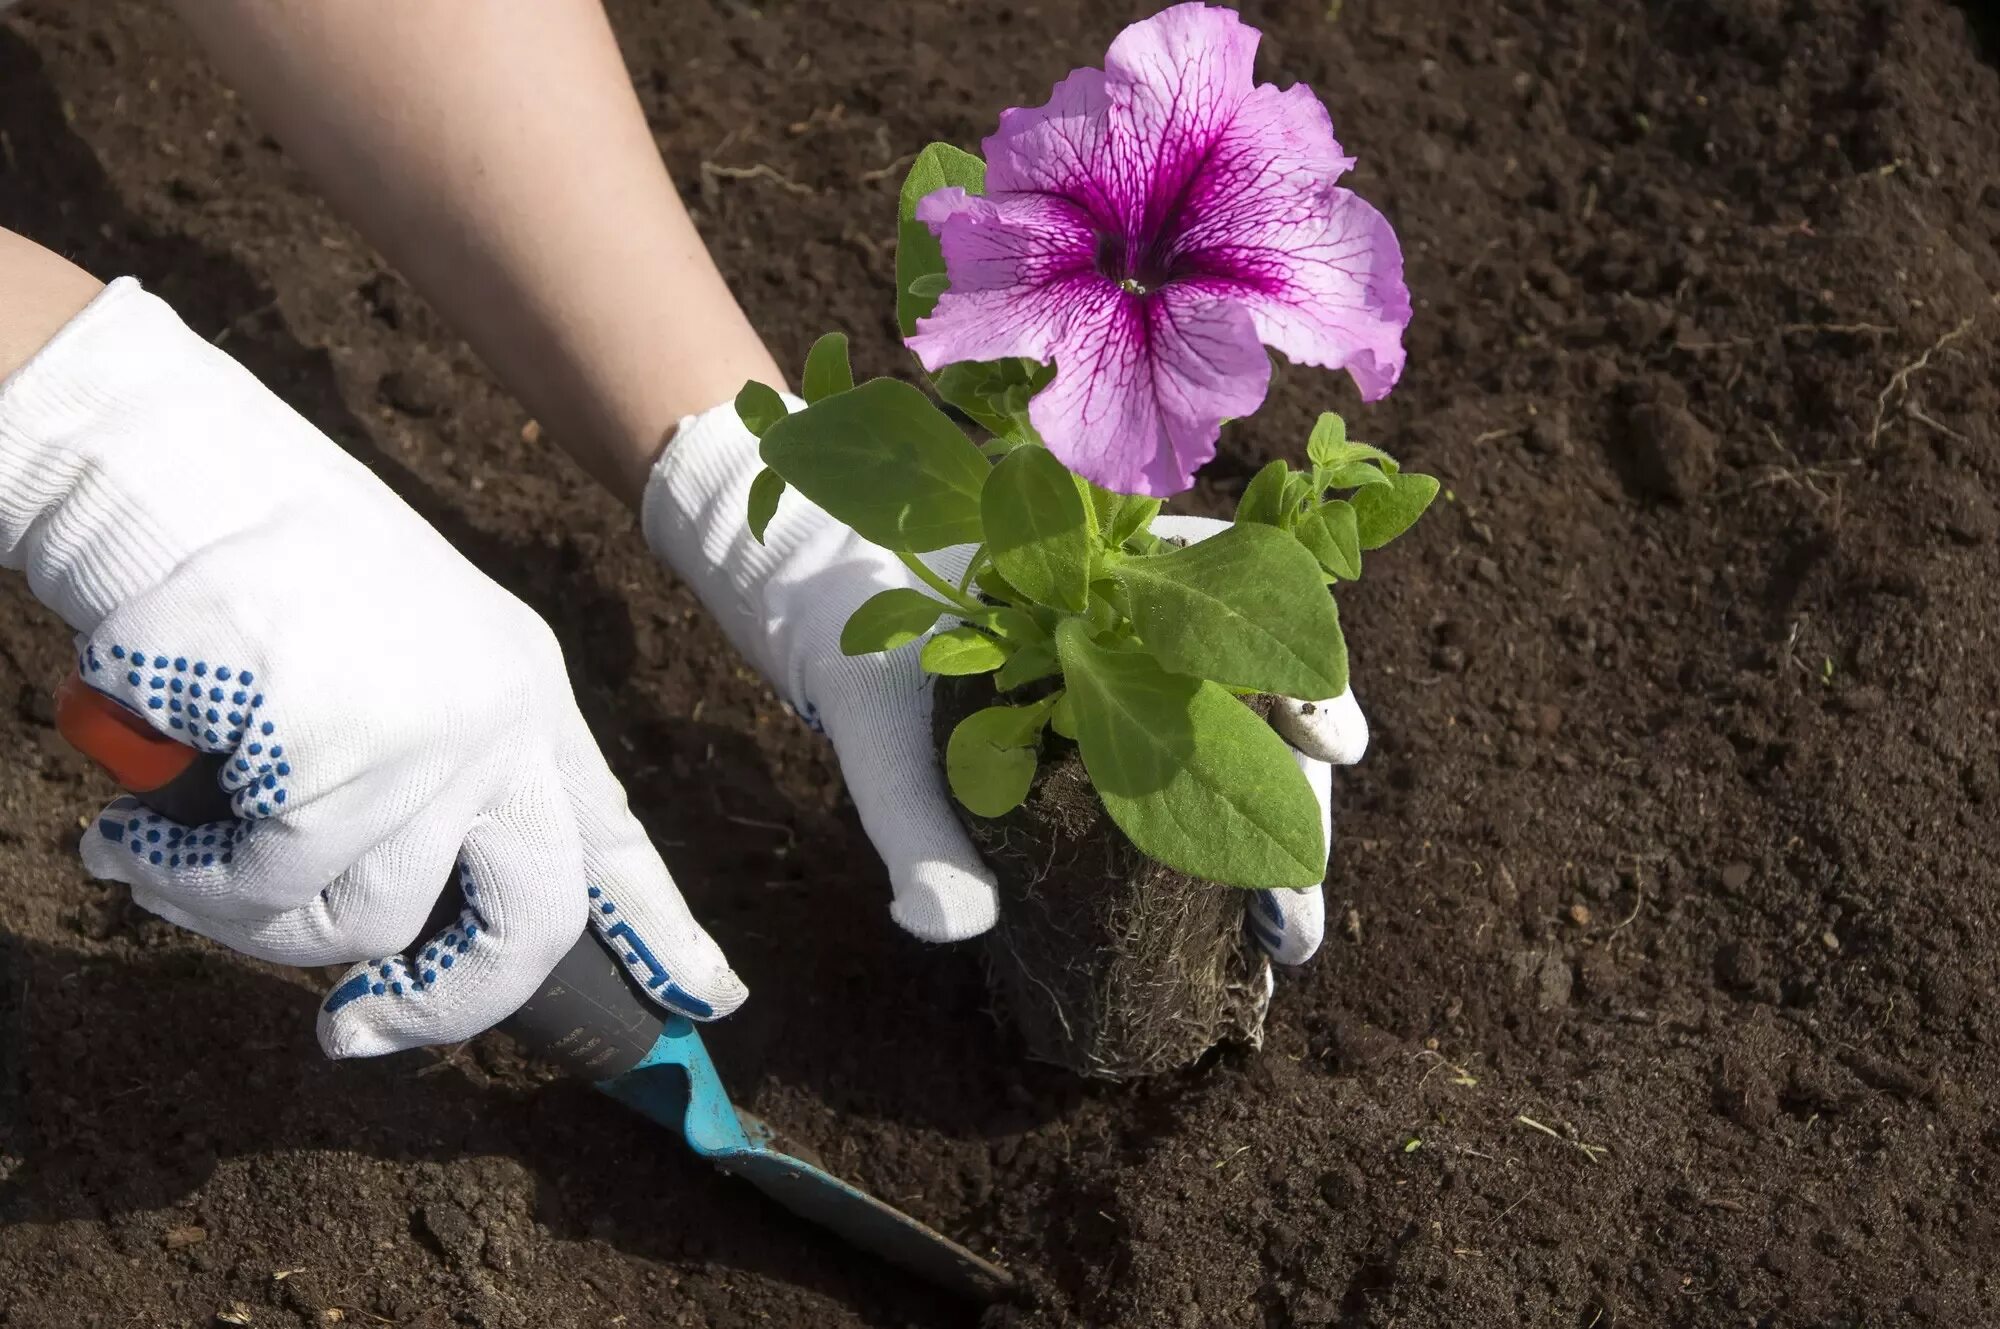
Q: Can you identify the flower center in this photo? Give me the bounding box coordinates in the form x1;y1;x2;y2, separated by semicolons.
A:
1095;232;1172;297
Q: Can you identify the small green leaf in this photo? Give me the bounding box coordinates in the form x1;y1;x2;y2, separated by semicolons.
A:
1110;523;1348;699
987;607;1048;644
760;378;990;552
1049;690;1079;740
1055;620;1325;888
1321;461;1393;491
801;332;854;403
1351;471;1441;550
907;272;950;300
1280;471;1319;523
994;639;1058;690
1308;412;1399;472
934;358;1049;444
1110;496;1163;547
1236;459;1291;527
975;563;1029;607
1297;499;1361;581
946;703;1048;817
982;443;1091;612
1306;413;1348;467
896;142;987;338
735;380;789;438
747;467;786;544
921;627;1009;675
840;588;951;655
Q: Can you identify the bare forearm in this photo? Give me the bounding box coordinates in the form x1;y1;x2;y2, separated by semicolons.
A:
0;229;103;382
165;0;782;507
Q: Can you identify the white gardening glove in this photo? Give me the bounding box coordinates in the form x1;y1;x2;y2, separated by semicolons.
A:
0;279;745;1057
643;404;1367;964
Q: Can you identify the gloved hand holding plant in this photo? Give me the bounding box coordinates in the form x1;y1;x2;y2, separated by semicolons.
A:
722;3;1435;1076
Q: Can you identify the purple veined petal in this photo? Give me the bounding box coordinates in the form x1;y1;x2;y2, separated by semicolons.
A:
906;190;1100;371
1177;185;1411;402
983;66;1119;211
1026;282;1270;497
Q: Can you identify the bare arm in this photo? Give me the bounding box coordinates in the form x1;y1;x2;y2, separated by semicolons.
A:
163;0;783;507
0;228;103;380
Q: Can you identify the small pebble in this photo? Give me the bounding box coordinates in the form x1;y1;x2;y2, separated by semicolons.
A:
163;1225;207;1251
1344;908;1363;943
1567;903;1593;927
1720;862;1752;893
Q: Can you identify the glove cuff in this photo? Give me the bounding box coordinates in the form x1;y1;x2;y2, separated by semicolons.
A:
0;277;339;633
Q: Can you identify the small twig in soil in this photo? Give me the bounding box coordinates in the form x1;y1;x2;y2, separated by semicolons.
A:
1213;1144;1253;1170
1515;1113;1608;1163
697;160;814;197
860;151;917;184
1866;305;1989;448
1412;1049;1479;1092
723;813;796;844
1906;404;1969;443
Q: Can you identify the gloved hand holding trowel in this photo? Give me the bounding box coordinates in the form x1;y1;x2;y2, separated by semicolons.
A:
0;0;1361;1063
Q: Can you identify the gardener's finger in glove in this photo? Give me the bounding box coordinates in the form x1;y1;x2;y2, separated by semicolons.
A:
1273;688;1369;765
646;399;1000;943
8;280;743;1054
810;640;1001;942
1248;749;1332;965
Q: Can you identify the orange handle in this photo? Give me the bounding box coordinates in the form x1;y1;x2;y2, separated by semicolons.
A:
55;670;202;794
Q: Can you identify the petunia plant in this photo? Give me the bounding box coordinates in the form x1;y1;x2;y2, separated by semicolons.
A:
737;3;1433;891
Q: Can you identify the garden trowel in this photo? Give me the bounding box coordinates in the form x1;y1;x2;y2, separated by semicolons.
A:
53;670;1012;1302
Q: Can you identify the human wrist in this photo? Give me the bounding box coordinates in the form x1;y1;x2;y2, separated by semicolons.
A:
0;228;103;385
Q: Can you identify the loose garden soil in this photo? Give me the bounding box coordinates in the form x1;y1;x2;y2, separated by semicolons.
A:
1;1;1997;1325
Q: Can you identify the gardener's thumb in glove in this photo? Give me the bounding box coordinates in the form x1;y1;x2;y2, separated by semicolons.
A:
644;398;999;943
6;279;745;1056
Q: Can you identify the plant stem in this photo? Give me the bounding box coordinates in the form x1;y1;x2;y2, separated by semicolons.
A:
900;551;986;615
957;545;989;596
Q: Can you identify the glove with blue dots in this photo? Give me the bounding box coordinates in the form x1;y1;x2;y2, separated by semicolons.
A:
0;278;746;1056
645;410;1364;966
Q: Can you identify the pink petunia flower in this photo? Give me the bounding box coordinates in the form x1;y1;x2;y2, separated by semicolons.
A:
905;3;1411;497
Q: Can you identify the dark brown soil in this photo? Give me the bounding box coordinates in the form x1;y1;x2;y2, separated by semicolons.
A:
2;0;1997;1325
934;675;1272;1083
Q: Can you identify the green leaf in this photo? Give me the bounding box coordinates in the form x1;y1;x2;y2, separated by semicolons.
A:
1321;461;1393;491
840;588;951;655
1049;690;1078;740
747;467;786;544
1109;496;1163;547
946;703;1049;817
1236;459;1290;526
975;562;1029;607
981;443;1090;611
994;639;1058;690
1054;621;1325;888
907;273;949;300
934;358;1048;444
1110;523;1348;699
921;627;1009;675
1306;413;1348;467
801;332;854;403
895;142;986;338
1280;471;1318;521
760;378;990;552
1351;471;1441;550
1297;499;1361;581
1307;412;1399;471
735;380;789;438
